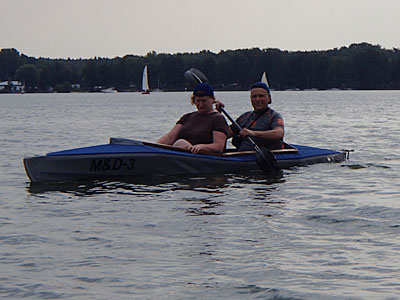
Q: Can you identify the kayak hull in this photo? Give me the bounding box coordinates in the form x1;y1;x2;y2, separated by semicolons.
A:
23;139;347;182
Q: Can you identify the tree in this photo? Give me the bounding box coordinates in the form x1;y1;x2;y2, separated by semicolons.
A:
1;43;400;92
0;48;21;80
15;64;39;91
55;81;72;93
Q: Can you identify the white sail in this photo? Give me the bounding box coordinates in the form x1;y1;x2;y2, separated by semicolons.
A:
142;65;150;92
261;72;269;87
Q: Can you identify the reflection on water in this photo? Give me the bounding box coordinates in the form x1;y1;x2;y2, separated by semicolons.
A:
184;198;223;216
26;170;285;196
343;162;391;169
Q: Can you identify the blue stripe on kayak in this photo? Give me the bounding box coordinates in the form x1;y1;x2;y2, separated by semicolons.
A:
47;144;256;162
47;143;340;162
277;144;340;160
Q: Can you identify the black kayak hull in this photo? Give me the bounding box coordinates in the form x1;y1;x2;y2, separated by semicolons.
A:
23;138;347;182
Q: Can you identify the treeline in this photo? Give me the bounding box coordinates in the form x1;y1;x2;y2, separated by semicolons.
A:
1;43;400;92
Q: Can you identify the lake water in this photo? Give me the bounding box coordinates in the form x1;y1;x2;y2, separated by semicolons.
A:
1;91;399;299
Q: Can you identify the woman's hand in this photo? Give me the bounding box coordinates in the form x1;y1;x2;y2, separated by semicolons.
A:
189;131;227;154
189;144;204;154
214;100;225;112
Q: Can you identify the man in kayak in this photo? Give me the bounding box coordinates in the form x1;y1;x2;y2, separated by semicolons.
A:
157;82;229;154
216;82;285;151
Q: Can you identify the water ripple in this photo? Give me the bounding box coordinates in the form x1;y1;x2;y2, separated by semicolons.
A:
1;91;399;299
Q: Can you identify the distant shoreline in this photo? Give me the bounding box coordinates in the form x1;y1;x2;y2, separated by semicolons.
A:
1;43;399;93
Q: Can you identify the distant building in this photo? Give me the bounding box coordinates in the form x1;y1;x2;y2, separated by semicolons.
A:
0;81;25;93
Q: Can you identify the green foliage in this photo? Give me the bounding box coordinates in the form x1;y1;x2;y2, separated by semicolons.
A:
1;43;400;92
15;63;39;91
55;81;72;93
0;48;21;80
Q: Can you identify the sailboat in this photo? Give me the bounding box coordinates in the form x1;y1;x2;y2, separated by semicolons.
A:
141;65;150;94
153;75;163;92
261;72;269;87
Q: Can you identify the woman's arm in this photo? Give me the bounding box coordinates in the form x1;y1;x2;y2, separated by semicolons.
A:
225;126;234;138
189;131;227;154
156;124;182;145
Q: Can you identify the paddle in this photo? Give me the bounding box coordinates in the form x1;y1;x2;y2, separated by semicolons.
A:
184;68;281;175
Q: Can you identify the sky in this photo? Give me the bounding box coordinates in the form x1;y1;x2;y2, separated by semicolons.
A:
1;0;400;59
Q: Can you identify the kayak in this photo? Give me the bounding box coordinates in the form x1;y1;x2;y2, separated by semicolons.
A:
23;138;348;183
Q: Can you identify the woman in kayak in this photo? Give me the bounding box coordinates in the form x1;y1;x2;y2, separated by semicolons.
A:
157;82;229;154
216;82;285;151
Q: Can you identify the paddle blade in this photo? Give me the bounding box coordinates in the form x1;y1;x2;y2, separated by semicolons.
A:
184;68;209;86
255;146;281;176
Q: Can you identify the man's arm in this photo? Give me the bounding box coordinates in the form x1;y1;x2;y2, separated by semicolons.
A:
239;126;284;140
